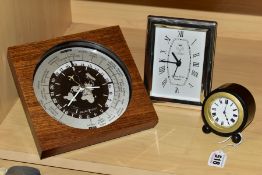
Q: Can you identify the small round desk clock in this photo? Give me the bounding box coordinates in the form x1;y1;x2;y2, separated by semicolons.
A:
33;40;131;129
202;83;256;143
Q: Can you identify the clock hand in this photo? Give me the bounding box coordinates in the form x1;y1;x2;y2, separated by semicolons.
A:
84;86;100;89
171;52;182;67
170;52;182;78
224;102;228;113
68;75;81;86
172;52;179;61
67;87;84;106
159;60;179;64
102;82;113;86
223;106;230;125
68;75;74;80
172;66;179;78
225;117;230;126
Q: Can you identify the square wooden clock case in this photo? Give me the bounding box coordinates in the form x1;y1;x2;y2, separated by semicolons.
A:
8;26;158;159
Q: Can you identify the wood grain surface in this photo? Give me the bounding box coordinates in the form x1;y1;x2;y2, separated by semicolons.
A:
0;0;71;124
86;0;262;16
7;26;158;159
71;0;262;41
0;23;262;175
1;0;262;174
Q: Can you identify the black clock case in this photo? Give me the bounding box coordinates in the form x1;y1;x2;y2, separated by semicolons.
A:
202;83;256;137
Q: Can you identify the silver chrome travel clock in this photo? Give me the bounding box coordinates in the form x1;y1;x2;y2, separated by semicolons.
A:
144;15;217;105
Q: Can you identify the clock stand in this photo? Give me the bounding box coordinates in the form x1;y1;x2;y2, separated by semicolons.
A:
202;125;242;143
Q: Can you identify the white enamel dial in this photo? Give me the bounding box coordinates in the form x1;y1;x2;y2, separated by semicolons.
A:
210;98;239;128
151;25;207;103
33;42;131;129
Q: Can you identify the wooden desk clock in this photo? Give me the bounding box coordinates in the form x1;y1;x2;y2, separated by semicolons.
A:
8;26;158;159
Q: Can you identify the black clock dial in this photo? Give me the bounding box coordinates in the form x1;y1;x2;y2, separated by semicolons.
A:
49;61;113;119
33;41;131;129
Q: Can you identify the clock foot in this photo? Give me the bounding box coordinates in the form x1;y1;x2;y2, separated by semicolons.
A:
202;125;211;134
231;133;242;143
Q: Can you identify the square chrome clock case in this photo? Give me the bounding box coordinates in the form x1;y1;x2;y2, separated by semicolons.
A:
144;15;217;105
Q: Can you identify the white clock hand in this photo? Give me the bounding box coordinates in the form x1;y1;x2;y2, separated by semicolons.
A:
68;75;81;86
67;87;84;106
84;86;100;89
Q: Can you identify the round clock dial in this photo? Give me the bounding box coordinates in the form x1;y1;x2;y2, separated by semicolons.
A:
33;41;131;129
210;97;239;127
49;61;114;119
202;83;256;143
203;92;244;134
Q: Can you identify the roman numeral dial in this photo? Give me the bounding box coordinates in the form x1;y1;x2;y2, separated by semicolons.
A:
150;23;208;104
202;83;255;144
210;98;239;127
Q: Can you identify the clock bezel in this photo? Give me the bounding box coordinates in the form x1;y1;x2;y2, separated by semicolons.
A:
201;85;251;137
144;15;217;105
33;40;132;92
203;92;245;134
33;40;133;129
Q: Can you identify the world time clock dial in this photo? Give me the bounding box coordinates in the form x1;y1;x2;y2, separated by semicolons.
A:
144;16;217;105
8;26;158;158
33;41;131;129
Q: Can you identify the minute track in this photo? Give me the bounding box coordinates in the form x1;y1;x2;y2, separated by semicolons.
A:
33;41;131;129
